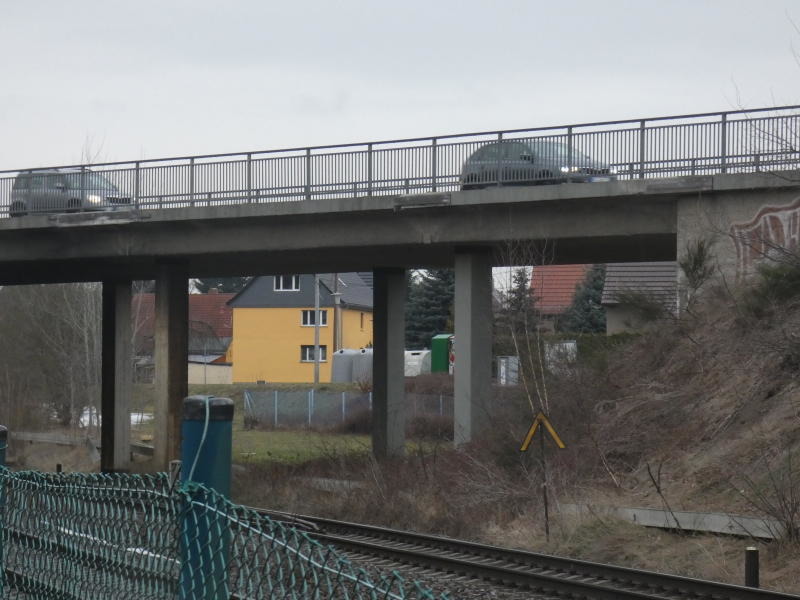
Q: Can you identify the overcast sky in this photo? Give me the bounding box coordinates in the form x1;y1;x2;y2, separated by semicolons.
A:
1;0;799;169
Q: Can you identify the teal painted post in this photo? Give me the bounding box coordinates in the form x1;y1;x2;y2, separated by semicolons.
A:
180;396;233;600
0;425;6;468
0;425;6;598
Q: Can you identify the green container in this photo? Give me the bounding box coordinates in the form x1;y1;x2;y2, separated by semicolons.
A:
430;334;453;373
181;395;233;600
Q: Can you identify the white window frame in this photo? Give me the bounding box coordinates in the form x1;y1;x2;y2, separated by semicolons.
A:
301;309;328;327
300;345;327;362
274;275;300;291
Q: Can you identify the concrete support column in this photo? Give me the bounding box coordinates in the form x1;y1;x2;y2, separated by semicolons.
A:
454;248;493;446
372;267;406;459
101;280;132;472
154;263;189;470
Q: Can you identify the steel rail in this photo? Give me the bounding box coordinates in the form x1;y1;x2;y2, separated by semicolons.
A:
256;510;800;600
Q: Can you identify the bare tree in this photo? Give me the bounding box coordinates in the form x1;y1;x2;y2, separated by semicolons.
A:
0;283;102;433
494;241;554;416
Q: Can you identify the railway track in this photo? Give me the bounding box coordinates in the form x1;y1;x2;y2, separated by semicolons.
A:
258;509;800;600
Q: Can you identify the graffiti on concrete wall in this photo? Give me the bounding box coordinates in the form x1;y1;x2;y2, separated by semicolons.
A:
731;197;800;276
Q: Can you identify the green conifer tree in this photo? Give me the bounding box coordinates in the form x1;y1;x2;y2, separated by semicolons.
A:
405;269;455;349
557;265;607;333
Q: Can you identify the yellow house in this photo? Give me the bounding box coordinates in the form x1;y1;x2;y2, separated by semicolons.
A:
228;272;373;383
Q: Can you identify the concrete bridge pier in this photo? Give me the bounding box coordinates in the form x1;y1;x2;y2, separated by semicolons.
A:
372;267;406;458
154;263;189;471
454;248;492;446
101;280;132;472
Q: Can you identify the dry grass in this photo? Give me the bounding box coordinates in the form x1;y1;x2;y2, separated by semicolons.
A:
231;275;800;594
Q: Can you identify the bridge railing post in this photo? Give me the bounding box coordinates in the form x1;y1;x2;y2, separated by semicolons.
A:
134;161;141;210
367;143;373;197
638;120;646;179
189;157;195;207
495;132;503;186
431;138;438;192
305;148;311;200
566;126;574;184
720;112;728;174
246;153;252;203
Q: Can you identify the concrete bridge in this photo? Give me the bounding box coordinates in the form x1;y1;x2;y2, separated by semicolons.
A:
1;106;799;473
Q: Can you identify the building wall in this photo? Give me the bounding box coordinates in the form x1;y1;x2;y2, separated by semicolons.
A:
341;308;373;350
188;362;232;384
231;306;372;383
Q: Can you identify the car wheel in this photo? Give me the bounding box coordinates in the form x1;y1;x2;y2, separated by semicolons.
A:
9;202;26;217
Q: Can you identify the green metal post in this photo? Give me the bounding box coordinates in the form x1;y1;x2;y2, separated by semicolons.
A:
180;396;233;600
0;425;6;469
0;425;6;598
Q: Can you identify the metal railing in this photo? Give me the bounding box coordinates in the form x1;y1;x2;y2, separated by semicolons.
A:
1;106;798;217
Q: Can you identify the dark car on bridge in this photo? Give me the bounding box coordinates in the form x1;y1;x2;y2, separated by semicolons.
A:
9;168;131;216
460;139;616;189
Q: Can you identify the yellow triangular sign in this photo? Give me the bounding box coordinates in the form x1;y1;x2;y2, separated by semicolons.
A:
520;412;566;451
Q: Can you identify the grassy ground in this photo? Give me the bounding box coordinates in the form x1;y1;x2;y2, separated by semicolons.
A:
128;382;374;466
233;429;370;464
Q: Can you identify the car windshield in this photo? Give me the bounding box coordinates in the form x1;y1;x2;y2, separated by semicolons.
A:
63;172;118;191
529;142;591;162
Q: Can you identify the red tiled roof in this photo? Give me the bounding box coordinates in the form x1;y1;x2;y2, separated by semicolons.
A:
133;292;235;339
530;265;591;315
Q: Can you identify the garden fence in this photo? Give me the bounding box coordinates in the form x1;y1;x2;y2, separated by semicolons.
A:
243;389;454;429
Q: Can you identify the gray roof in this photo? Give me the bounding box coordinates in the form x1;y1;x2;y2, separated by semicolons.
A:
319;272;374;309
229;272;373;310
356;271;374;289
601;262;678;306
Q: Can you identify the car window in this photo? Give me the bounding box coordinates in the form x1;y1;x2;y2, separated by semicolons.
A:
29;175;47;190
533;141;591;162
503;142;530;160
64;172;117;191
12;175;30;190
472;144;499;161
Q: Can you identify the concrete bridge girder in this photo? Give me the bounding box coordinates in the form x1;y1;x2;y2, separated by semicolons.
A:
2;172;799;468
0;180;684;286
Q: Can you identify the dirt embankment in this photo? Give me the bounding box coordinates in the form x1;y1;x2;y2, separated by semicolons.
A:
234;277;800;593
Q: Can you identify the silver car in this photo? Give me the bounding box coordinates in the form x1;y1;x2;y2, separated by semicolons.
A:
10;168;131;216
460;140;616;189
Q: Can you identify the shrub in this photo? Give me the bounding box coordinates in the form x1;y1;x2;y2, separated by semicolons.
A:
679;238;716;294
333;407;371;435
405;373;453;395
742;262;800;319
611;289;671;323
406;414;454;441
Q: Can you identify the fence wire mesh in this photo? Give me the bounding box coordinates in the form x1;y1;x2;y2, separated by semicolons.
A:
0;469;449;599
243;390;454;430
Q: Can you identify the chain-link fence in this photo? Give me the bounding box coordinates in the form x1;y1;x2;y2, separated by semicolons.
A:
243;390;454;430
0;468;449;599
